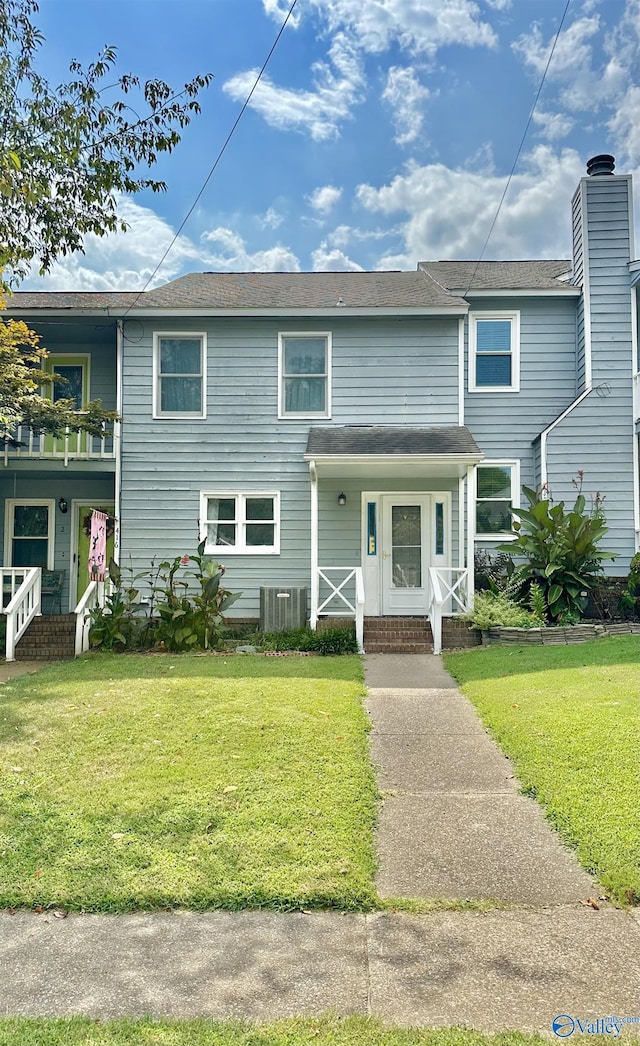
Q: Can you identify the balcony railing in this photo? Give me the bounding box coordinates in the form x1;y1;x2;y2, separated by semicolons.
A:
3;417;117;467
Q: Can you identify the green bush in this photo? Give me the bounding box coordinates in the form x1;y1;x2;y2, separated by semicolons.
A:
312;626;359;655
466;590;543;630
257;625;358;655
618;552;640;619
498;483;615;623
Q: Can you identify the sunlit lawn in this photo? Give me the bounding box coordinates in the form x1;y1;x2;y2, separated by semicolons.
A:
0;653;377;912
445;636;640;905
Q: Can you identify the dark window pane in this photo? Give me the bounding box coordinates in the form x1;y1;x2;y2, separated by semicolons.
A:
14;505;49;537
160;339;201;374
53;365;83;408
391;505;421;546
475;354;512;387
12;539;48;567
435;502;444;555
284;376;326;413
392;548;421;588
476;320;511;353
284;338;326;375
476;501;512;533
211;523;236;546
246;523;275;546
207;498;235;521
246;497;274;521
477;466;512;499
160;376;202;413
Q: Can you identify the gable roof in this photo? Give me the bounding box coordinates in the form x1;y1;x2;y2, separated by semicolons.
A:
418;260;575;292
7;270;468;315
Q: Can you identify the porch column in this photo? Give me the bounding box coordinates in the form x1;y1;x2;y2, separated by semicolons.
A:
309;460;318;629
466;463;476;608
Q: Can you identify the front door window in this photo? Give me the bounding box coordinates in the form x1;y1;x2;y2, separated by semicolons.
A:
391;505;422;588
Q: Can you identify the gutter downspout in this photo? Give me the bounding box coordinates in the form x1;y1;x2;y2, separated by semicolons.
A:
114;320;124;561
309;460;318;629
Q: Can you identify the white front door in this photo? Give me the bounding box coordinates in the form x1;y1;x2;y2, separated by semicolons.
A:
381;495;430;614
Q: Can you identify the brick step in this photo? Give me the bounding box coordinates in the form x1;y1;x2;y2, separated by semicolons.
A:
364;631;432;643
366;643;434;654
365;617;430;628
15;614;76;661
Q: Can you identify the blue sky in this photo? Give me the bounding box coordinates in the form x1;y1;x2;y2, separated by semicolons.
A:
25;0;640;290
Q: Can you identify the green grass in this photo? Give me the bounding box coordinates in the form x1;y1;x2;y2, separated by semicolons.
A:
0;1016;570;1046
444;636;640;905
0;653;378;912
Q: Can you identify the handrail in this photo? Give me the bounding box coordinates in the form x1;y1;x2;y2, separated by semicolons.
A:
74;580;106;656
312;566;365;654
428;566;470;655
3;416;117;467
3;567;41;662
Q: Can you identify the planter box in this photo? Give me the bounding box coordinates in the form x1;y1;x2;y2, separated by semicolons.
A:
483;623;640;646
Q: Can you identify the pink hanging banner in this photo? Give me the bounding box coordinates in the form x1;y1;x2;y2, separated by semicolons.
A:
89;510;108;582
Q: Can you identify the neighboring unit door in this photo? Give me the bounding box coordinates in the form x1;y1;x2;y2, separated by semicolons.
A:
381;496;430;614
44;356;90;455
75;504;115;604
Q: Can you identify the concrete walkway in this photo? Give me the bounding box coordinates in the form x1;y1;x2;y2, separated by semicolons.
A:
364;654;596;903
0;653;639;1033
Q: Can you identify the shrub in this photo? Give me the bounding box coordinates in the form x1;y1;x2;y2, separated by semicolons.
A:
618;552;640;619
312;626;359;655
466;590;543;630
474;548;515;592
257;625;358;655
498;483;615;624
154;542;241;651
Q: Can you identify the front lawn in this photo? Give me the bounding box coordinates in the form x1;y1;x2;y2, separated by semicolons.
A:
0;1016;561;1046
0;654;377;912
444;636;640;905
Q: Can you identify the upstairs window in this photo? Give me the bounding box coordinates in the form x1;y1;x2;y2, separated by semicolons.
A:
469;313;519;392
279;333;331;417
476;462;519;538
200;492;280;555
153;333;206;418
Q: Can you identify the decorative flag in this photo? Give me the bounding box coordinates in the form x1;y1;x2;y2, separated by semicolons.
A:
89;510;108;582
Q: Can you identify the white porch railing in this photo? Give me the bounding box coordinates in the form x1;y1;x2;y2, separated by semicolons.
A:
311;566;365;654
427;566;471;656
2;567;41;662
74;580;107;657
3;417;117;467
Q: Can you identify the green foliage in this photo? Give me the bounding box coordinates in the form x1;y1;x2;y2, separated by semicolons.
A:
258;625;358;656
618;552;640;618
497;484;615;623
154;542;241;652
527;582;547;622
473;548;514;592
0;0;212;289
465;590;542;630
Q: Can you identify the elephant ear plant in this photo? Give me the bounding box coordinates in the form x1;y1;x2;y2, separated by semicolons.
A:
498;485;615;624
155;541;242;651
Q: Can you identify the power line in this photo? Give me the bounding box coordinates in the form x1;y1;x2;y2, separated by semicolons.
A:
463;0;572;296
121;0;299;318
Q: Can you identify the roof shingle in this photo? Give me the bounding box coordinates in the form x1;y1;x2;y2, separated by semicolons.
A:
305;425;482;457
419;260;574;292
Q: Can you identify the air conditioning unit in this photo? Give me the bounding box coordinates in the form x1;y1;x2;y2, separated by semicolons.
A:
260;587;308;632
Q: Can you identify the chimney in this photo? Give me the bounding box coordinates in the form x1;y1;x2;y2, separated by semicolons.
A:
586;154;615;176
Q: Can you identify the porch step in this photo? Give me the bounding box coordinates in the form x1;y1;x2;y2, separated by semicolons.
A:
364;616;433;654
15;614;76;661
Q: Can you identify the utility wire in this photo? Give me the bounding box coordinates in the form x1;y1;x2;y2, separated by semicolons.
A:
121;0;298;318
463;0;572;296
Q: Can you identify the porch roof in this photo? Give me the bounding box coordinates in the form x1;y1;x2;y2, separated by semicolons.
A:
305;425;483;479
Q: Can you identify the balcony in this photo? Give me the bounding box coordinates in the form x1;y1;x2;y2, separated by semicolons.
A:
3;417;118;468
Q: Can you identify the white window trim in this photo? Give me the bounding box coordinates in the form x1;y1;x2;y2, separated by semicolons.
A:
199;491;281;555
278;332;332;419
153;332;207;419
469;312;520;393
4;499;56;569
475;460;520;541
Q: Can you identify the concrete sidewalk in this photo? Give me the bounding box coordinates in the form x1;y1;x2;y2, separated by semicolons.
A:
364;654;596;904
0;652;638;1034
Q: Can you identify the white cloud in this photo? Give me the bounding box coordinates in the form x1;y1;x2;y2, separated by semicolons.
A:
357;147;585;266
223;34;365;141
307;185;343;214
532;109;575;142
307;0;497;56
260;207;284;230
382;67;430;146
261;0;303;28
21;197;204;291
201;227;301;271
311;244;364;271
